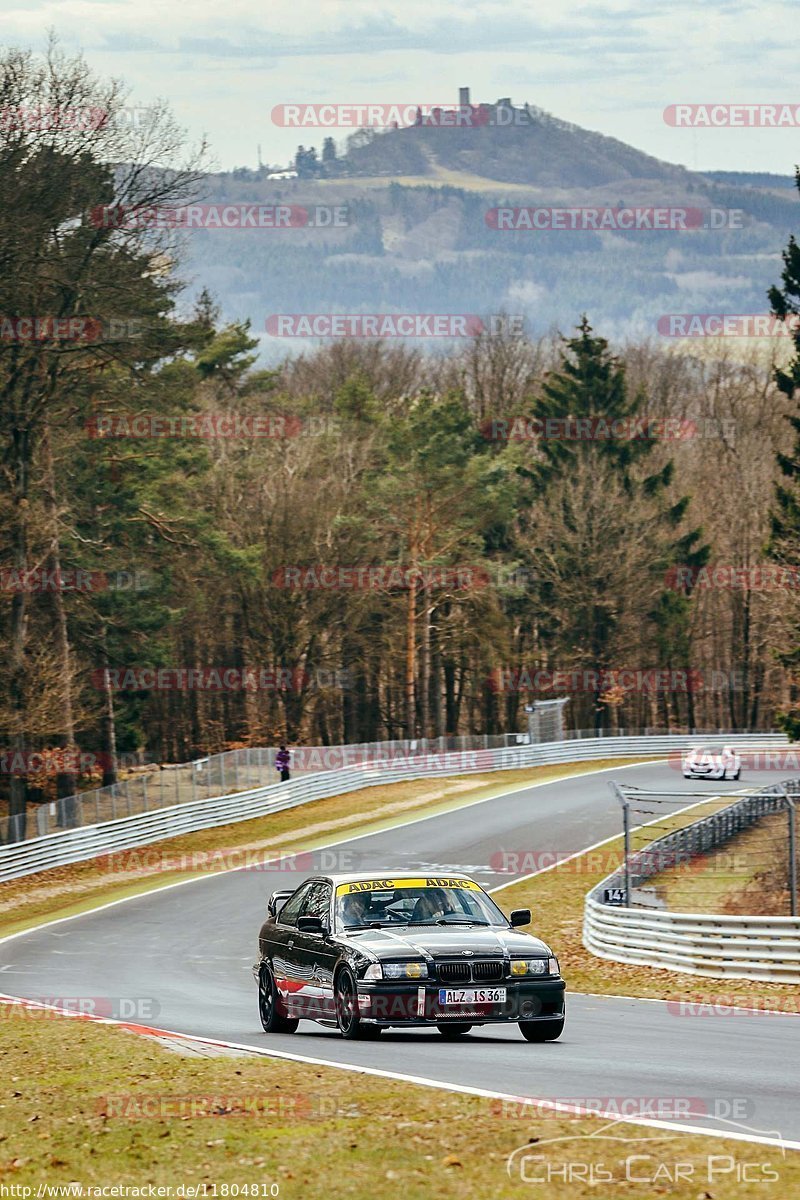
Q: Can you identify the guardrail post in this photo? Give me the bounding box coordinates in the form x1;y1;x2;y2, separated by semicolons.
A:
785;788;798;918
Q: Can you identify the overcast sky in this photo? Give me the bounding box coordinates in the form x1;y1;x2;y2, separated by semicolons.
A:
2;0;798;175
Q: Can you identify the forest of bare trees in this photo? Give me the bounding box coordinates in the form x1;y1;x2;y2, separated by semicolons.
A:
2;44;800;837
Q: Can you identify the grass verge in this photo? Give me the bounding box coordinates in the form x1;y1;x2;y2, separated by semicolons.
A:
0;758;648;940
0;1004;795;1199
648;811;793;916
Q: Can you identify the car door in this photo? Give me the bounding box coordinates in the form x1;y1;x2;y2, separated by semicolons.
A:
292;879;338;1020
270;880;315;1016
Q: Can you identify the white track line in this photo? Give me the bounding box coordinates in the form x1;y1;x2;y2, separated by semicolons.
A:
1;773;783;1019
0;758;660;950
4;765;793;1146
0;993;794;1152
488;789;720;892
489;785;800;1018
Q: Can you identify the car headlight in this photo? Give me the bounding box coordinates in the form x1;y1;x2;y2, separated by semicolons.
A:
548;956;559;976
363;963;383;981
382;961;429;980
510;958;547;976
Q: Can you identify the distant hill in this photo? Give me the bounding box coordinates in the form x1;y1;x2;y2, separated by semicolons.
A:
704;171;798;191
333;102;695;189
176;101;799;360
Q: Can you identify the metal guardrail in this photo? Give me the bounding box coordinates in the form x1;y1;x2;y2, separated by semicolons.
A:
2;726;780;843
0;733;529;843
0;732;787;884
584;780;800;983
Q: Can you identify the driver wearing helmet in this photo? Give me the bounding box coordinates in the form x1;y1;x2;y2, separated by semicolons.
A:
341;891;372;927
412;887;459;922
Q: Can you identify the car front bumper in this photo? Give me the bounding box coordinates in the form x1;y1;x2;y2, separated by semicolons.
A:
354;977;566;1026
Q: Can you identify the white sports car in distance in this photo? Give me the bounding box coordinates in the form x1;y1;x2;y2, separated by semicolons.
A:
682;744;741;780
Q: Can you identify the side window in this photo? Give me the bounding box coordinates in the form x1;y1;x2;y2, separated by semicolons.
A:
278;882;314;928
302;881;332;924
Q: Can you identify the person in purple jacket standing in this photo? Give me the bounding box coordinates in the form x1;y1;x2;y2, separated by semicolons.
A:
275;744;291;782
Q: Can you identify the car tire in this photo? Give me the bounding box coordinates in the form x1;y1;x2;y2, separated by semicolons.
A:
519;1017;564;1042
436;1023;473;1038
734;768;741;780
258;963;299;1034
334;967;380;1039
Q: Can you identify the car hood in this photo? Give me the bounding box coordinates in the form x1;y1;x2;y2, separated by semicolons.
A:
340;925;551;959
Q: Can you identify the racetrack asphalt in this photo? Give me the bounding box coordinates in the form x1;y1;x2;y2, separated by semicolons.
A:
2;762;799;1145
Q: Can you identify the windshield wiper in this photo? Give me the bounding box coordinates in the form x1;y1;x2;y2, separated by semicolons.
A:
406;917;491;926
435;917;490;925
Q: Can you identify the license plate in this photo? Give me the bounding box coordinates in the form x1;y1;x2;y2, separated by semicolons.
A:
438;987;506;1005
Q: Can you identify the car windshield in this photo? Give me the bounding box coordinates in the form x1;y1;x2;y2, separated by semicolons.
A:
694;745;721;755
335;878;508;930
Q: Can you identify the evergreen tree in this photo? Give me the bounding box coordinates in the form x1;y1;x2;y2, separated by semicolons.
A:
520;318;708;729
322;137;337;166
767;168;800;737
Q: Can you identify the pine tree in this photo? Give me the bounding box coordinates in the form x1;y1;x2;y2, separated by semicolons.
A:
767;168;800;736
520;318;708;729
322;137;337;166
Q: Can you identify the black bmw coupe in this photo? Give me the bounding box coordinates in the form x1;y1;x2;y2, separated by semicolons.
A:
254;873;565;1041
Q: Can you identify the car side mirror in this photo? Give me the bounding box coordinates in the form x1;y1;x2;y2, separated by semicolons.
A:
510;909;531;927
297;915;327;934
267;890;294;919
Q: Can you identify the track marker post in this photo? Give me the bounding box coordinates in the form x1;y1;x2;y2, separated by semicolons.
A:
610;781;632;908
